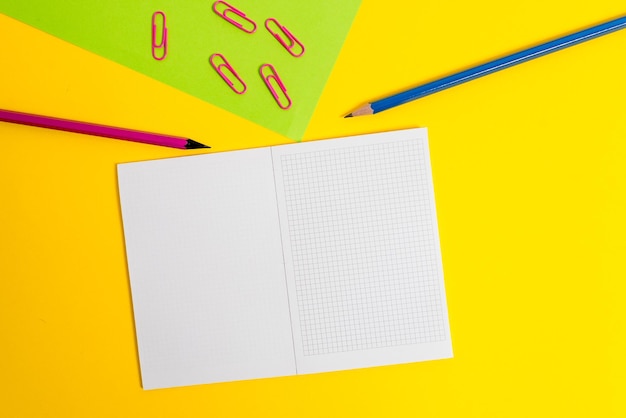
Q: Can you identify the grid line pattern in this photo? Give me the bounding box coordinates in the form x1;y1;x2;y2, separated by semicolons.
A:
280;140;447;356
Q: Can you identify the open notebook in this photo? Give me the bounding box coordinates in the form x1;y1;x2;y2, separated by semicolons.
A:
118;128;452;389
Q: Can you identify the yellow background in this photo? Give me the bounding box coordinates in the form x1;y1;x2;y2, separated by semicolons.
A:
1;1;625;416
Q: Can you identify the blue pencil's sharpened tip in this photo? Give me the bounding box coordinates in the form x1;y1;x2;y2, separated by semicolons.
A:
344;113;353;118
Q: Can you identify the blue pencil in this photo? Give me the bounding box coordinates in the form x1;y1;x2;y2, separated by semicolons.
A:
345;14;626;117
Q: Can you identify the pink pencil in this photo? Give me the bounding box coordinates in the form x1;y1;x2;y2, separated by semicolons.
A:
0;108;209;149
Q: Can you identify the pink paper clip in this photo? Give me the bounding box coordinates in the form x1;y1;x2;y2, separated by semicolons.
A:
210;53;247;94
259;64;291;109
151;11;168;60
212;1;257;33
265;18;305;57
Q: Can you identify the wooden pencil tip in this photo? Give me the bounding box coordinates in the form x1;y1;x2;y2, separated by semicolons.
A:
345;103;374;118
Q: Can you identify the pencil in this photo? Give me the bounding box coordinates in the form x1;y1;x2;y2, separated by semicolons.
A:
0;108;210;149
346;14;626;117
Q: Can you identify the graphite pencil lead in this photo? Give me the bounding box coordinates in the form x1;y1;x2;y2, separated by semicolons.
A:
185;139;211;149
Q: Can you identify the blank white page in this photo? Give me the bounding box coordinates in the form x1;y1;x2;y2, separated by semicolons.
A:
271;128;452;374
118;148;296;389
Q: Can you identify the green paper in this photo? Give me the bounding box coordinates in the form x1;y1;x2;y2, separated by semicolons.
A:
1;1;361;139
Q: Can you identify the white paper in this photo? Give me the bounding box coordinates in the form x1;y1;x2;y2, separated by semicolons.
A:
118;128;452;390
118;148;296;389
271;129;452;374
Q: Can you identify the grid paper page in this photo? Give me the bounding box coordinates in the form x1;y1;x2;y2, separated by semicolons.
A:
272;129;451;374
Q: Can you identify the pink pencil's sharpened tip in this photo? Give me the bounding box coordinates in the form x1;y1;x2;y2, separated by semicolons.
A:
185;139;210;149
344;113;353;118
